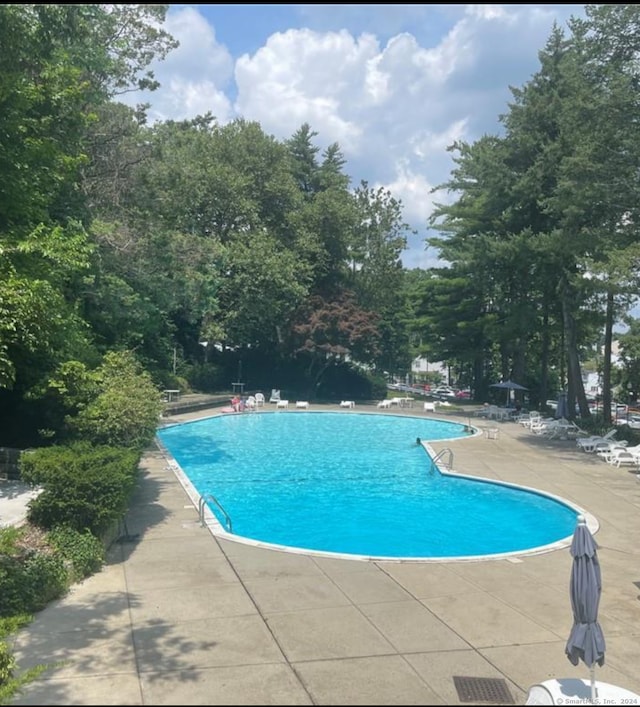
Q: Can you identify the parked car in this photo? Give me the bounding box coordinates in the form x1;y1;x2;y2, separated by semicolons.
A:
431;387;457;400
619;414;640;428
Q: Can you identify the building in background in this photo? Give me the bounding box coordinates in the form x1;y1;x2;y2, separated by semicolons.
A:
410;356;448;386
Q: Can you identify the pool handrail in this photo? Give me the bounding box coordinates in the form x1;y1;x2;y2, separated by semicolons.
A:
431;447;453;472
199;493;233;532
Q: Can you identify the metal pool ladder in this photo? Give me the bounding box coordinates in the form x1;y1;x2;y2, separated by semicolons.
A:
198;494;233;532
431;447;453;472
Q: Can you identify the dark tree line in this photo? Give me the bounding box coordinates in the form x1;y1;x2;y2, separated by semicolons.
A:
411;4;640;421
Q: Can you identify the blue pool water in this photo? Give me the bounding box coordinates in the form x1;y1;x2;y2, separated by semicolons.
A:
157;411;579;559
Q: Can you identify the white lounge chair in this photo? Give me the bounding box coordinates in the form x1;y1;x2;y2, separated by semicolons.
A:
276;399;289;409
538;418;582;440
295;401;309;409
602;443;640;467
377;399;391;409
561;421;586;439
576;429;618;452
269;389;281;403
594;440;627;460
530;417;555;435
424;402;437;413
340;400;355;408
535;419;564;438
608;450;638;467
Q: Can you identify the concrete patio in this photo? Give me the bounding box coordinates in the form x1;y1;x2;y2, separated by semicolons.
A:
6;402;640;705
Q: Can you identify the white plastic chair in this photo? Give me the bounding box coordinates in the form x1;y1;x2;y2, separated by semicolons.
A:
519;411;542;428
254;392;265;407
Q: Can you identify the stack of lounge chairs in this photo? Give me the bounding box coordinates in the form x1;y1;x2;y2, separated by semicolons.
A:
576;428;618;452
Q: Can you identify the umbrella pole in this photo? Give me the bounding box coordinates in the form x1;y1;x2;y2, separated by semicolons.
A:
590;664;597;703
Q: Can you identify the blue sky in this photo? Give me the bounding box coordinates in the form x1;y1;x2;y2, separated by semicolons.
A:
129;4;588;268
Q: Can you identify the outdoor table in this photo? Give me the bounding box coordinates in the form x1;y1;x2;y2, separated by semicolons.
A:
163;389;180;402
231;382;245;394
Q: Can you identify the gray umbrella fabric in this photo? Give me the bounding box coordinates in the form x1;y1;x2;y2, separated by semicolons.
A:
565;515;605;703
489;380;528;406
556;391;569;419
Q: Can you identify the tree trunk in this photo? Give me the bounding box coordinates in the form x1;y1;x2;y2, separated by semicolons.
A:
539;302;550;408
560;275;590;419
473;335;486;401
602;289;614;426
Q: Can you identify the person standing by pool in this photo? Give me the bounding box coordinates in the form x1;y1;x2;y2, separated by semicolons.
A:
231;395;240;412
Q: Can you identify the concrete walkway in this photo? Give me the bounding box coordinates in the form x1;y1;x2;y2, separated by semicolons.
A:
6;404;640;705
0;480;41;528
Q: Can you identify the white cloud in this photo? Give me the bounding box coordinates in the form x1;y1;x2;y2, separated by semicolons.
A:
377;162;435;269
126;7;235;123
131;4;584;267
465;4;509;21
234;29;381;152
410;118;470;161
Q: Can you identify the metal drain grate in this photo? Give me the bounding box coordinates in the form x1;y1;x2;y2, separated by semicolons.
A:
453;676;513;704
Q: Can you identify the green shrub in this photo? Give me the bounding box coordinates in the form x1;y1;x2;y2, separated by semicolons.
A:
0;551;67;618
65;350;164;448
0;640;53;704
315;364;385;401
24;552;68;610
20;443;140;536
0;641;16;686
613;423;640;446
0;528;21;557
187;362;224;393
0;616;34;641
367;373;389;400
0;558;30;620
48;527;104;581
0;618;60;701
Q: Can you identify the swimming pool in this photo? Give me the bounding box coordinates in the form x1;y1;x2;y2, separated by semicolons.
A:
157;411;581;560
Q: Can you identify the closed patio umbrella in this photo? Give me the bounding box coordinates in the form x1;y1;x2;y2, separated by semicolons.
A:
556;391;569;419
565;515;606;704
